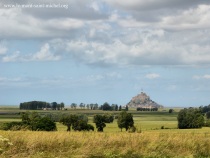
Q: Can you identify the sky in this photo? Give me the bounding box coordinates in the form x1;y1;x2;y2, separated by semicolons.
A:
0;0;210;107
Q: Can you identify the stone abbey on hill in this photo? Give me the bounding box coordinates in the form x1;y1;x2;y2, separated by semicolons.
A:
126;92;163;109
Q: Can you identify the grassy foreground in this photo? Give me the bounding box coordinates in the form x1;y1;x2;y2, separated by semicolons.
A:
1;130;210;158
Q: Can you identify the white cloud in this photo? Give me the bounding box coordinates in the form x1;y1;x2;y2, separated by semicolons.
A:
161;5;210;30
2;51;21;62
0;8;85;39
193;74;210;79
2;43;60;62
48;30;210;66
32;43;60;61
145;73;160;79
105;0;209;11
0;45;7;55
1;1;210;67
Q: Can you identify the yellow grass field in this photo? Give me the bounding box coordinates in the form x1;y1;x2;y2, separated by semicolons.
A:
1;129;210;158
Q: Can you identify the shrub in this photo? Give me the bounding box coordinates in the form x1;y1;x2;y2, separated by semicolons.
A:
1;122;28;131
177;108;204;129
36;117;57;131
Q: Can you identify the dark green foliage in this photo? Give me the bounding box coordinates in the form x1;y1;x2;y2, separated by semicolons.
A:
51;102;58;110
70;103;77;109
206;111;210;119
169;109;173;113
20;101;65;110
117;111;134;131
29;112;41;131
2;112;57;131
1;122;27;130
103;113;114;123
102;102;112;111
177;108;204;129
72;120;94;131
137;107;158;111
60;114;78;131
36;117;57;131
93;114;106;132
60;114;93;131
115;104;118;111
119;105;122;111
204;120;210;127
45;113;61;122
125;105;128;111
199;104;210;113
19;101;51;110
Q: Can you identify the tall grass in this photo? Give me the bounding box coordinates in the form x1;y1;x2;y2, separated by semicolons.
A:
1;130;210;157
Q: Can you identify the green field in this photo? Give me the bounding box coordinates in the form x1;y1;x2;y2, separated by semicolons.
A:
0;106;179;132
0;106;210;157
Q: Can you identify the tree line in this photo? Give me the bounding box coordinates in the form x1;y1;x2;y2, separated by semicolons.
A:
136;107;158;111
19;101;65;110
19;101;128;111
1;111;135;132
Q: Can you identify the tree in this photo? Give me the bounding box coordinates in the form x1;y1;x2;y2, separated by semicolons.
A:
36;117;57;131
206;111;210;119
93;115;106;132
60;102;65;110
72;120;94;131
28;112;41;131
119;105;122;111
70;103;77;109
51;102;57;110
177;108;204;129
115;104;118;111
103;114;114;123
60;114;78;131
5;112;58;131
169;109;173;113
125;105;129;111
102;102;112;111
117;111;134;131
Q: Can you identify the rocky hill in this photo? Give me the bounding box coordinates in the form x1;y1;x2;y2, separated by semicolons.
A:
126;92;163;108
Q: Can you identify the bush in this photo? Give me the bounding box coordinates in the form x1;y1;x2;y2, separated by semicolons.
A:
1;122;28;131
204;120;210;127
177;108;204;129
93;115;106;132
36;117;57;131
169;109;173;113
206;111;210;119
117;111;134;131
103;114;114;123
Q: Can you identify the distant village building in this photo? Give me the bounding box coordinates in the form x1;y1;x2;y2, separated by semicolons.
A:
126;92;163;110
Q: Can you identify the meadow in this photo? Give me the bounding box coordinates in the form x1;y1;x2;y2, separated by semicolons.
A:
0;106;210;157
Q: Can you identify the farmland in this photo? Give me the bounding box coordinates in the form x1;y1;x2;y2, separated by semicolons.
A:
0;106;210;157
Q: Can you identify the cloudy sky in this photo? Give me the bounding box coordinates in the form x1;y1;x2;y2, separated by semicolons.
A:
1;0;210;107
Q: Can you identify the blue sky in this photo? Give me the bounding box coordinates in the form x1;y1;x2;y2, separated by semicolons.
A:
1;0;210;107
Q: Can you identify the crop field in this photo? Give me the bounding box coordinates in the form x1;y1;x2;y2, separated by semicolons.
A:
0;106;210;157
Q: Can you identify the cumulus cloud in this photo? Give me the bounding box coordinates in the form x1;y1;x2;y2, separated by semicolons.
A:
161;5;210;30
32;43;60;61
108;0;210;10
53;27;210;66
2;43;60;62
0;8;85;39
1;1;210;67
